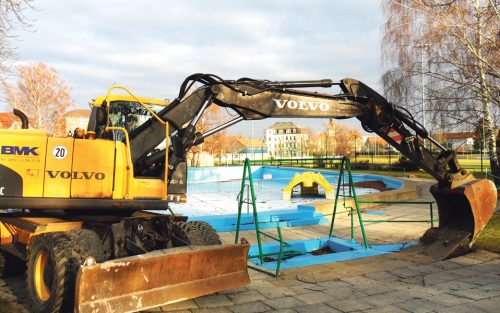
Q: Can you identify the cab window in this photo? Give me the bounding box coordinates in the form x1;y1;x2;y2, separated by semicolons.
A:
108;101;164;141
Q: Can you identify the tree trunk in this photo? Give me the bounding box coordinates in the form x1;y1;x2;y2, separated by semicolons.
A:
475;1;500;185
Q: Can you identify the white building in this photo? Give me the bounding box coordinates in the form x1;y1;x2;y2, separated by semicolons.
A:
264;122;309;159
63;109;91;135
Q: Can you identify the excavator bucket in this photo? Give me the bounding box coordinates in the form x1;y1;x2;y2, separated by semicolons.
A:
418;179;497;259
75;243;250;313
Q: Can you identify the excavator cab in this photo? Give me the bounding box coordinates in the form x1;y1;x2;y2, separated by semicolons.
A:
88;92;190;200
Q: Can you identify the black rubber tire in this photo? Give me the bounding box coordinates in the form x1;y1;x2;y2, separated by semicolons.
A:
26;230;106;313
66;229;106;264
26;232;74;313
171;221;206;246
188;221;222;245
0;250;25;278
0;250;5;278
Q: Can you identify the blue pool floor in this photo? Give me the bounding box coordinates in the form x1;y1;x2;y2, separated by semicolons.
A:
248;237;416;271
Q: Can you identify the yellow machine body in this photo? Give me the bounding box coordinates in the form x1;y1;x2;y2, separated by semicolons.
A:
0;130;164;201
0;90;250;313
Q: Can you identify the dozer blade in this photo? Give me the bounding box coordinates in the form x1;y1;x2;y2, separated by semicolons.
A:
417;179;497;259
75;243;250;313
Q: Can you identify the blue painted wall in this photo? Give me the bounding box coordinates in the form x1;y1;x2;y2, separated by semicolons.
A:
187;166;404;190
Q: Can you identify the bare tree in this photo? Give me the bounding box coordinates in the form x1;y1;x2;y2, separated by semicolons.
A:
2;62;75;134
187;104;229;166
382;0;500;182
0;0;34;77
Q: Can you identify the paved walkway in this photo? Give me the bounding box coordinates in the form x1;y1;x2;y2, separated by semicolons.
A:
1;179;498;312
149;250;499;313
143;179;499;313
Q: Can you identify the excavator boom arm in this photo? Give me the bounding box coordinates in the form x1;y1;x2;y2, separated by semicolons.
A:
125;74;496;258
130;75;469;186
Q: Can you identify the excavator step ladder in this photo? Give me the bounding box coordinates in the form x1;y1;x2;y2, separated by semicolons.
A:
235;158;302;277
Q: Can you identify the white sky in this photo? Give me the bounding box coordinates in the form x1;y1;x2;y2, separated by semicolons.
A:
3;0;384;137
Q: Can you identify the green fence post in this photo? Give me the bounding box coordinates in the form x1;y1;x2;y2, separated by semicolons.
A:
235;162;248;244
350;206;354;240
329;157;345;237
345;157;369;249
276;226;284;277
245;158;264;265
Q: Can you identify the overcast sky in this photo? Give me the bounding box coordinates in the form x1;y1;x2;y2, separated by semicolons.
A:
4;0;384;138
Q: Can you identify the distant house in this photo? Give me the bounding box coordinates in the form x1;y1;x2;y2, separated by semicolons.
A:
0;112;21;129
63;109;91;135
363;136;391;153
433;132;475;152
264;122;309;158
227;137;268;161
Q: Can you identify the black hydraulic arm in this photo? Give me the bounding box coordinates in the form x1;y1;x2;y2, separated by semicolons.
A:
130;74;471;188
339;78;472;186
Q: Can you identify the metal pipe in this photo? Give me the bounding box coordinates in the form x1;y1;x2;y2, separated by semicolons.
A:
13;109;29;129
201;116;244;139
190;94;213;127
265;79;336;88
427;135;447;151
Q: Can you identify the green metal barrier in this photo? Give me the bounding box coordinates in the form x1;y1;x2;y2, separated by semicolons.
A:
358;200;438;228
485;172;500;191
217;157;407;174
328;156;369;248
235;158;302;277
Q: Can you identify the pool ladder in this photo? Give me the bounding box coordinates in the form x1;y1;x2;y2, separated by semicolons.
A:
235;158;302;276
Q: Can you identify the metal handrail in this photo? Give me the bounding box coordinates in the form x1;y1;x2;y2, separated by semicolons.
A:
235;158;302;277
358;200;438;228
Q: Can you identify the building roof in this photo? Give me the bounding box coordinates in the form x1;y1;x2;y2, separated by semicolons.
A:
237;137;266;148
364;137;387;146
0;112;20;128
265;121;303;130
63;109;91;118
433;132;475;140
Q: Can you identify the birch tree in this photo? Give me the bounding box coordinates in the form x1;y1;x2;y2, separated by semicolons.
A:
0;0;34;77
382;0;500;182
2;62;74;134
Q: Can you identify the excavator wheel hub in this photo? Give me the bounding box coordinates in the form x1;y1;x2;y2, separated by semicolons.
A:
34;250;52;302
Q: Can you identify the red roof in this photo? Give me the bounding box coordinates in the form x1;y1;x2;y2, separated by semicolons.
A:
0;112;19;128
237;137;266;148
434;132;475;140
364;137;387;146
63;109;91;118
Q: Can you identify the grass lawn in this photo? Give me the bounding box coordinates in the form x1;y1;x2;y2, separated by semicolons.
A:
354;155;490;168
475;211;500;253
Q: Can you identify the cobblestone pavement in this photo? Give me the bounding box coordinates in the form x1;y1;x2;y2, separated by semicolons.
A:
1;179;498;312
147;250;500;313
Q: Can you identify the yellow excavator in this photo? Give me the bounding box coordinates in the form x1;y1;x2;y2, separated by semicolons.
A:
0;74;497;313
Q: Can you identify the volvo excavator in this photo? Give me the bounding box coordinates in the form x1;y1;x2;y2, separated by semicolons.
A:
0;74;497;313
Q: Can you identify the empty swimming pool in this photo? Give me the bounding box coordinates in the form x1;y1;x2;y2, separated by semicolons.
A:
168;166;403;217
